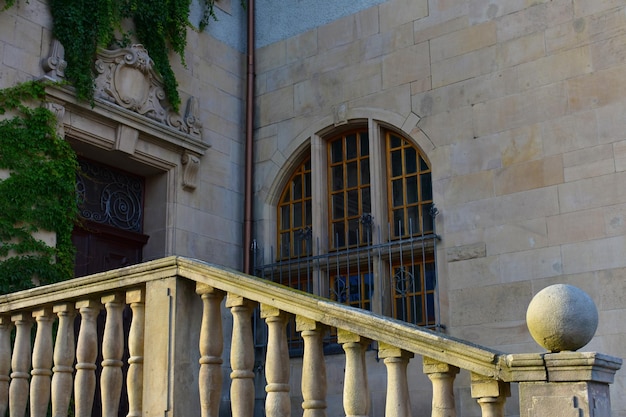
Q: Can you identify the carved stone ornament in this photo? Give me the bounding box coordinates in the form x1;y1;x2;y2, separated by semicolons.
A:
41;39;67;80
181;151;201;191
93;44;202;139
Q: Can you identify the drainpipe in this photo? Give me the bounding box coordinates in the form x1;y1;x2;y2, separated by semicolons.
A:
243;0;255;275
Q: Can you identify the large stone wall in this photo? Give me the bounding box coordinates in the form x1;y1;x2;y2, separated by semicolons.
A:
253;0;626;415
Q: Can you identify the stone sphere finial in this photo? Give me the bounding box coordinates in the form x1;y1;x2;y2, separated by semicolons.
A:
526;284;598;352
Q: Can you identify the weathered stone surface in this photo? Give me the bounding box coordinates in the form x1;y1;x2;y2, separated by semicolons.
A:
446;242;487;262
527;284;598;352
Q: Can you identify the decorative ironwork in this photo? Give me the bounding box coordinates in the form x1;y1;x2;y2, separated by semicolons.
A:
429;204;439;219
394;266;415;295
76;159;144;232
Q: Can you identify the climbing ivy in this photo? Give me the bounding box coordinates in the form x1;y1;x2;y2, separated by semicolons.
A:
4;0;221;112
0;81;78;294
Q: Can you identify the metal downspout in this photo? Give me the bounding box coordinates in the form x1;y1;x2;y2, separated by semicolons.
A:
243;0;255;274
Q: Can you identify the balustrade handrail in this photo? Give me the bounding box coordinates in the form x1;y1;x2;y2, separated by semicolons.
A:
0;256;535;382
0;256;622;417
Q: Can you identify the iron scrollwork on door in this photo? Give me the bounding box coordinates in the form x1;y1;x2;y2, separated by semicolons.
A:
76;159;144;233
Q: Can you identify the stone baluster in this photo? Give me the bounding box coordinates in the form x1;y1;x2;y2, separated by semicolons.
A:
470;374;509;417
338;330;370;417
423;357;459;417
51;303;76;417
261;305;290;417
74;299;100;417
379;343;413;417
226;294;256;417
296;317;327;417
0;316;12;417
31;308;55;417
101;294;125;417
126;289;145;417
9;313;33;417
196;284;225;417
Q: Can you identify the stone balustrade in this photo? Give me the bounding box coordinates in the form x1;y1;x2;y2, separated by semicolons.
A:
0;256;621;417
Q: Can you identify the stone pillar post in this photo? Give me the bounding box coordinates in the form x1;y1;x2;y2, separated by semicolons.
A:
423;356;459;417
470;374;510;417
197;284;225;417
142;276;203;417
261;305;290;417
520;284;623;417
297;316;327;417
338;330;370;417
227;294;256;417
518;352;621;417
379;343;413;417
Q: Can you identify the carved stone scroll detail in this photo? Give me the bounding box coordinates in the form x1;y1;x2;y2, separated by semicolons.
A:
42;39;67;80
182;151;201;191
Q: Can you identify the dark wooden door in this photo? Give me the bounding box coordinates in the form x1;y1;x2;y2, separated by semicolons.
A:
72;221;148;277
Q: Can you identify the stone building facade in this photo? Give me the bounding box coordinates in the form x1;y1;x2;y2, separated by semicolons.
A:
1;0;626;415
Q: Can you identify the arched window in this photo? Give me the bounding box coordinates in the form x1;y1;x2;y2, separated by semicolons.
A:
258;125;439;338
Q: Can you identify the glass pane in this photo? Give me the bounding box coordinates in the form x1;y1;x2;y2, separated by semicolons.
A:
333;222;345;247
348;275;360;303
292;175;302;200
347;189;359;216
304;172;311;197
390;134;402;148
406;176;418;204
346;134;357;159
361;161;370;185
332;166;343;191
393;209;405;236
332;194;344;219
361;188;371;214
294;238;303;257
426;293;435;322
331;139;343;163
414;265;422;292
422;203;434;232
304;159;311;170
395;297;410;322
391;150;402;177
360;133;369;156
280;206;290;229
293;202;302;228
348;218;359;246
419;155;429;171
280;233;290;257
347;162;358;188
425;262;436;290
392;179;404;207
415;295;424;324
407;205;419;235
305;200;312;226
421;172;432;200
281;188;290;203
405;147;417;174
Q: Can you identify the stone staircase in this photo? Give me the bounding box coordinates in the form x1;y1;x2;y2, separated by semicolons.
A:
0;256;620;417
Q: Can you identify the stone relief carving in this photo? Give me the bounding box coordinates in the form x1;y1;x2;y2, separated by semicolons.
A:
93;44;201;140
42;42;207;192
42;39;67;80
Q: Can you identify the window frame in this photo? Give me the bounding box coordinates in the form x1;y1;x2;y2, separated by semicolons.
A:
269;122;439;332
